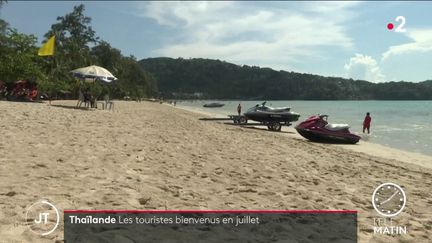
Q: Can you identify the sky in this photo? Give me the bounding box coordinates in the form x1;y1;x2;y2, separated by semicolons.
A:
2;1;432;83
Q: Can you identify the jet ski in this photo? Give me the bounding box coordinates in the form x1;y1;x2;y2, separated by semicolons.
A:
243;102;300;131
295;115;361;144
203;102;225;108
250;101;292;112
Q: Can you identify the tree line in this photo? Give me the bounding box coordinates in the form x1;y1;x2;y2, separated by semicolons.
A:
139;57;432;100
0;4;157;100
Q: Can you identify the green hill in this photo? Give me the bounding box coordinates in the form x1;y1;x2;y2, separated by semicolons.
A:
139;57;432;100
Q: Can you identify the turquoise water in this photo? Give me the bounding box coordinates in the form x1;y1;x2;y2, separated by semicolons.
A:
178;100;432;156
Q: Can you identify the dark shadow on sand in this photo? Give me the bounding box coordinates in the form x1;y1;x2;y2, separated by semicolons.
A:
235;125;296;134
51;104;91;111
1;99;44;103
302;139;359;145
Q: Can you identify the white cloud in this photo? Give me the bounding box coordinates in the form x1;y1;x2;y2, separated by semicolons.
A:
139;1;233;27
135;1;358;70
302;1;361;15
344;54;385;82
382;29;432;61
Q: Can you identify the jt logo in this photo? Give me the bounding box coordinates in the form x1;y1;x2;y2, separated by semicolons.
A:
26;200;60;236
34;212;50;224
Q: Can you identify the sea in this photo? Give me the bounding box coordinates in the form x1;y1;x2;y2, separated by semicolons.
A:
177;100;432;156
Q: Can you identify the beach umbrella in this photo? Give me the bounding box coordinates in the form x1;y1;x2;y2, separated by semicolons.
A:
71;65;117;83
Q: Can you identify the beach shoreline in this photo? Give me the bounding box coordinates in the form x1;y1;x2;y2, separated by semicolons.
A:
176;104;432;169
176;100;432;157
0;100;431;242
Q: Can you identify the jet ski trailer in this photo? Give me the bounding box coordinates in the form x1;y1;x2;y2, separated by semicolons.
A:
231;102;301;131
200;102;300;132
202;114;297;132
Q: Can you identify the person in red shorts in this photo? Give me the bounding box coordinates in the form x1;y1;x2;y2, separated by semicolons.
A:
363;112;372;134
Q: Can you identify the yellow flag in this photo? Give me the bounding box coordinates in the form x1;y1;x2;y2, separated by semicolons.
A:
38;36;55;56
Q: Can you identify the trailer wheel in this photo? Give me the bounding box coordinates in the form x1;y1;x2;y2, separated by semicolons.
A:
276;123;282;131
268;122;281;131
239;116;247;124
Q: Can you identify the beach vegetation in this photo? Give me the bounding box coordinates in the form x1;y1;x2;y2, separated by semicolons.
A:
0;28;46;85
0;3;157;100
139;57;432;100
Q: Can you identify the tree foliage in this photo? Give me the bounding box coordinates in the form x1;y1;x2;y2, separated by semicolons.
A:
36;4;98;95
33;4;157;99
1;2;44;84
0;4;156;100
90;42;157;98
0;28;46;84
139;57;432;100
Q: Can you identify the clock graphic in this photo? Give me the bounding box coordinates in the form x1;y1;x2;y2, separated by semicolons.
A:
372;183;406;217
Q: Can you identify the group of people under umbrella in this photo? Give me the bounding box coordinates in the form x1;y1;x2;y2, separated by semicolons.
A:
71;65;117;110
0;65;118;106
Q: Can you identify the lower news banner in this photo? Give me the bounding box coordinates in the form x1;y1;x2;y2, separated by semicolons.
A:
64;210;357;242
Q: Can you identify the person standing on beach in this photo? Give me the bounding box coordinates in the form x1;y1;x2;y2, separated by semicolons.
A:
363;112;372;134
237;103;242;115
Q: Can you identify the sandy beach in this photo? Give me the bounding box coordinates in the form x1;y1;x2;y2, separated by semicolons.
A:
0;100;431;242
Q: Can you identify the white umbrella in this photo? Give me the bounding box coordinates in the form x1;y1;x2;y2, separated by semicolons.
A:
71;65;117;83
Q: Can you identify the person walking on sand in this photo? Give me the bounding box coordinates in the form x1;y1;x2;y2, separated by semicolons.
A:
237;103;242;116
363;112;372;134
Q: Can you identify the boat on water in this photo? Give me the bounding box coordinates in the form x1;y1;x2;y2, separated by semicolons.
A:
295;115;361;144
203;102;225;108
243;102;300;131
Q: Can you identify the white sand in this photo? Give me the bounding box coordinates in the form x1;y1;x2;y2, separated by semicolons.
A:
0;100;431;242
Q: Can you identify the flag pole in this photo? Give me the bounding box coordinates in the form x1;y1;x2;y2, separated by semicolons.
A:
38;34;56;105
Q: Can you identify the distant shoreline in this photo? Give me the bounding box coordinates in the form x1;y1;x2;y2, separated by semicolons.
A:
174;101;432;168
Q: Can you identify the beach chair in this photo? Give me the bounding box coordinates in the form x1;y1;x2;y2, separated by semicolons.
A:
76;90;92;109
96;98;105;110
76;90;85;108
104;94;114;111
